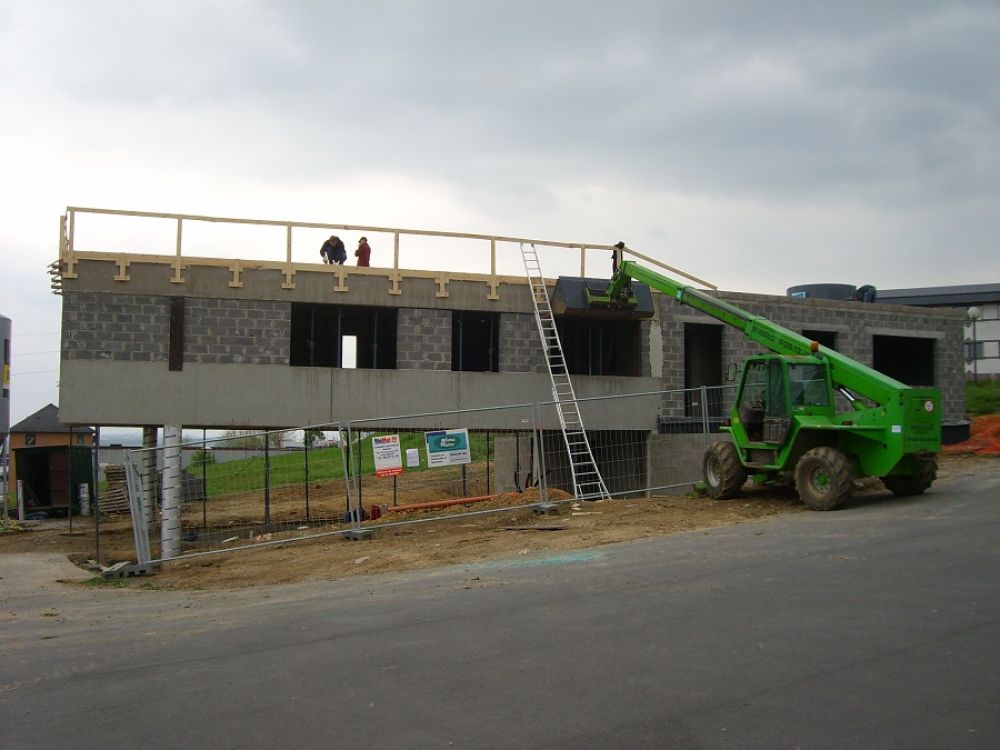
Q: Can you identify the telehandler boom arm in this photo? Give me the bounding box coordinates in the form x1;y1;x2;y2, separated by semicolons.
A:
608;259;906;406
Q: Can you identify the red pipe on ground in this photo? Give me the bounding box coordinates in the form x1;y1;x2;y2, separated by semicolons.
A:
383;493;500;513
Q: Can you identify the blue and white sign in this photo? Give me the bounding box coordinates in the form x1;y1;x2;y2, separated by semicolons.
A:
424;428;471;467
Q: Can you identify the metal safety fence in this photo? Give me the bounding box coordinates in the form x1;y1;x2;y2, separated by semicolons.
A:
123;385;737;566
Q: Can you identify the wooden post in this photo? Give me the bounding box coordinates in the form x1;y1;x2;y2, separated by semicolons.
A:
171;218;185;283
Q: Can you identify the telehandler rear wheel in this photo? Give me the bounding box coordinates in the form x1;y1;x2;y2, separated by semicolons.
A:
882;457;938;496
794;447;853;511
703;442;746;499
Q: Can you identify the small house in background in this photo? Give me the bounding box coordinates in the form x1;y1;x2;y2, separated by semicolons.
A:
8;403;93;515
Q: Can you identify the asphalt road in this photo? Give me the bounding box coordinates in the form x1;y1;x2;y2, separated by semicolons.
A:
2;468;998;749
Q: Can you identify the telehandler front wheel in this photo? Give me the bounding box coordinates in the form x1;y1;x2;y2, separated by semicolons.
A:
703;442;746;500
794;447;853;511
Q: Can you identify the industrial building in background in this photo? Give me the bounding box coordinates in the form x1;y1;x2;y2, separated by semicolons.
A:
875;284;1000;381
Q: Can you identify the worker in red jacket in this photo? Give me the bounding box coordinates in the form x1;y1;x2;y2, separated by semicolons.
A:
355;236;371;267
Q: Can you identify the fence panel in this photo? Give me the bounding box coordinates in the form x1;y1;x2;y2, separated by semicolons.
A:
342;403;549;531
534;386;735;500
122;387;740;565
126;426;355;563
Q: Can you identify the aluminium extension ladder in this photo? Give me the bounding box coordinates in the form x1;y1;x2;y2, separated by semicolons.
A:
520;243;611;501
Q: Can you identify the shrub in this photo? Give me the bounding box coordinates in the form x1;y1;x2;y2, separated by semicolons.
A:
190;448;216;469
966;380;1000;416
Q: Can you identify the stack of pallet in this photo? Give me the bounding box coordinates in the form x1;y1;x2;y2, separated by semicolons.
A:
99;465;131;514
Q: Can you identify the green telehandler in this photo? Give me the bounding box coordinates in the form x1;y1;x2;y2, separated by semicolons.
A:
593;257;941;510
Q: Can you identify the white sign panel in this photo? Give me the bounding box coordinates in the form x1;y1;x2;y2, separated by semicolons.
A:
372;435;404;477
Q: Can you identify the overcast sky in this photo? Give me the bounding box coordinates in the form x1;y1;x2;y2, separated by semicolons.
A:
1;1;998;426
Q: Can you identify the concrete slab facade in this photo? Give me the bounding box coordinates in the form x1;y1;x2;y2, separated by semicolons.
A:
56;253;965;430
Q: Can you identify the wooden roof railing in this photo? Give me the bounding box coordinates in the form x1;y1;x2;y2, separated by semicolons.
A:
58;206;716;291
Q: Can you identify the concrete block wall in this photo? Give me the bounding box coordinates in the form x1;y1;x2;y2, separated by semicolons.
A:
648;433;722;490
62;291;169;362
499;313;547;374
63;292;290;366
184;298;290;365
397;308;452;370
57;257;966;431
636;319;651;378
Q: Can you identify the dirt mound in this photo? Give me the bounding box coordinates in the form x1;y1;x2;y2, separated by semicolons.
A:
942;414;1000;456
5;458;994;591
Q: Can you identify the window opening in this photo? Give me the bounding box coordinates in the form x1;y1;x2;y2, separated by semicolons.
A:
873;335;935;386
801;329;837;351
341;335;357;369
556;318;639;376
290;303;396;369
169;296;185;371
452;311;499;372
684;323;723;417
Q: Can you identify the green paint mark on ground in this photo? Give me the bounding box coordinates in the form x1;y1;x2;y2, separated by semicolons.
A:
469;550;605;571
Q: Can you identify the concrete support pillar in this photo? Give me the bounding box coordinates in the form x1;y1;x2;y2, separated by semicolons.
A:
160;424;182;559
140;426;157;529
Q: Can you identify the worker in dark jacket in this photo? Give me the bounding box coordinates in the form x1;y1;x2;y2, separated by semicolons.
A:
320;235;347;265
853;284;877;303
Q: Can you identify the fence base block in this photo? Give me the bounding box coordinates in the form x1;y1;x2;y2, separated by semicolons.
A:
102;561;160;579
533;502;561;516
343;529;376;541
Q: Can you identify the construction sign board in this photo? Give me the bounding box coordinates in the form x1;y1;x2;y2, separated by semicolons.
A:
372;435;404;477
424;428;471;467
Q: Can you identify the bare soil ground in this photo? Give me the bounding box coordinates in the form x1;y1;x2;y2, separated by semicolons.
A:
1;454;995;591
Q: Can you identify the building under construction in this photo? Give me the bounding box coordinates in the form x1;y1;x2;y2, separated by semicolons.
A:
53;207;966;456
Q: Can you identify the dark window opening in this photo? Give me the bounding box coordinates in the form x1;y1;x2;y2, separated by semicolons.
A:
873;335;935;386
802;329;837;351
452;311;499;372
169;296;185;371
684;323;723;417
290;304;397;369
556;318;640;376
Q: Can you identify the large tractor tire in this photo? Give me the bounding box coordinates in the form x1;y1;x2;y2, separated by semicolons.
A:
794;447;853;511
882;457;938;496
703;442;746;500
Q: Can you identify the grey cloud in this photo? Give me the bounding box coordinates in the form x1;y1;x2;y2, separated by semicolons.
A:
3;1;997;239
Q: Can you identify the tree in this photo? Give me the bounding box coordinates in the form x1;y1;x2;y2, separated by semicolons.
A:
190;448;216;469
221;429;286;450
